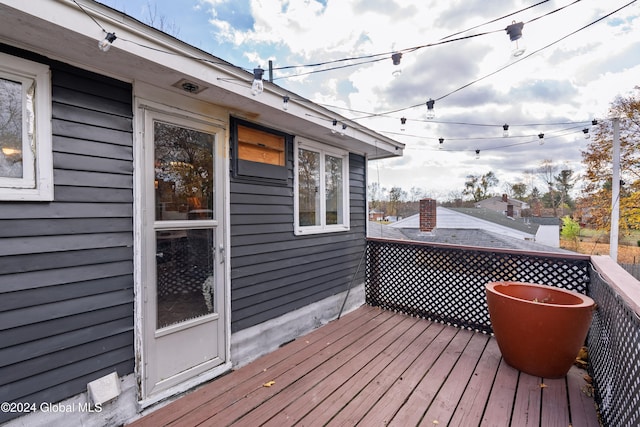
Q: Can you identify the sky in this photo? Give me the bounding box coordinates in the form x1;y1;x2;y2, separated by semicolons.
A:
97;0;640;201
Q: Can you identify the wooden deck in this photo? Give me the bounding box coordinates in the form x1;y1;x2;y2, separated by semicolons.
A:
129;306;599;426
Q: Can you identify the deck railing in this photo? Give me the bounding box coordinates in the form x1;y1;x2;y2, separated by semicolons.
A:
365;238;640;427
587;257;640;427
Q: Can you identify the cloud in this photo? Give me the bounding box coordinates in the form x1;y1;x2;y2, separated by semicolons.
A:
100;0;640;198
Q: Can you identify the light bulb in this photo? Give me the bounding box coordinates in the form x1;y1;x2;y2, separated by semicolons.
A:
503;124;509;137
391;52;402;77
426;99;435;120
251;67;264;96
331;119;338;134
475;149;480;160
582;128;590;139
439;138;444;149
400;117;407;131
283;95;290;110
98;32;117;52
538;133;544;145
506;21;525;58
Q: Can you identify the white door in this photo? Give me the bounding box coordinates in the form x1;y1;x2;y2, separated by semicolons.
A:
141;108;226;399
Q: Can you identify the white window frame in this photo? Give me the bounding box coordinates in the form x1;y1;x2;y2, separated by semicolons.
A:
0;52;53;201
294;137;350;235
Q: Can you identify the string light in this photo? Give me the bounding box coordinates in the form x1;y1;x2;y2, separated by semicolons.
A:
582;128;590;139
98;32;117;52
505;21;526;57
475;149;480;159
426;99;435;119
391;52;403;77
538;133;545;145
282;95;290;110
251;67;264;96
503;124;510;137
331;119;338;133
439;138;444;149
400;117;407;131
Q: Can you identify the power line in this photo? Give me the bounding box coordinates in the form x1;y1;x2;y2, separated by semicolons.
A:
271;0;583;81
340;0;636;121
400;126;589;154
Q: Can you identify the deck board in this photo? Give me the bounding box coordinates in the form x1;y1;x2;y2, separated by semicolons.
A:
449;338;502;426
128;306;599;427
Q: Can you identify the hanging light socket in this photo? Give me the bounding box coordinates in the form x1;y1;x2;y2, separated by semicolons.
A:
98;32;117;52
426;99;435;119
391;52;402;77
251;67;264;96
505;21;525;57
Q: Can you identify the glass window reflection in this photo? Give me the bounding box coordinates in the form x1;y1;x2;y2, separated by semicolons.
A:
154;122;214;221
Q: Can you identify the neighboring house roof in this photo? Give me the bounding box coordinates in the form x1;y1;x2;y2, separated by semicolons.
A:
530;216;563;226
391;207;538;238
449;208;540;234
476;195;529;208
372;207;571;254
368;221;409;240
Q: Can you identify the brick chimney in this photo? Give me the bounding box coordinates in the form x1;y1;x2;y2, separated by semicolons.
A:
419;198;437;232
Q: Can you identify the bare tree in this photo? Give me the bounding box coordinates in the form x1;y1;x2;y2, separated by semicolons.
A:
538;159;559;216
144;1;180;37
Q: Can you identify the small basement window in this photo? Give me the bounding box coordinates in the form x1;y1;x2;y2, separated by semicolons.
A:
231;118;289;184
0;52;53;201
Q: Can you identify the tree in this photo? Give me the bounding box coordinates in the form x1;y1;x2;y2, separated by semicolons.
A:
579;88;640;231
387;186;407;216
144;0;181;37
538;159;559;216
463;171;498;202
554;168;575;216
510;182;528;200
409;186;425;202
368;182;384;211
560;215;581;250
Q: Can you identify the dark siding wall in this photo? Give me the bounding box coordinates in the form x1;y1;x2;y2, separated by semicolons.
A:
230;149;367;333
0;45;134;422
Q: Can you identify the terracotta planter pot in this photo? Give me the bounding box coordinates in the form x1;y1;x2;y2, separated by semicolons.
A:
486;281;595;378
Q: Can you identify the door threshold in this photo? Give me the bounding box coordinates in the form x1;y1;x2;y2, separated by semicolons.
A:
138;361;232;410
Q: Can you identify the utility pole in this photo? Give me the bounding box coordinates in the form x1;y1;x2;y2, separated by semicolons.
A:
610;117;620;261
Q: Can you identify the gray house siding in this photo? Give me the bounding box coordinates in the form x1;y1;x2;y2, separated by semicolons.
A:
230;150;367;333
0;45;134;423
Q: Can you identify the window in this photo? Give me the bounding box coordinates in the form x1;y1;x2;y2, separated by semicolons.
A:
0;52;52;200
294;138;350;235
231;118;288;184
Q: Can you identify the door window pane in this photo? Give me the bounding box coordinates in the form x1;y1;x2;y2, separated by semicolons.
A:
154;122;214;221
298;148;320;226
156;229;215;328
325;154;343;225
